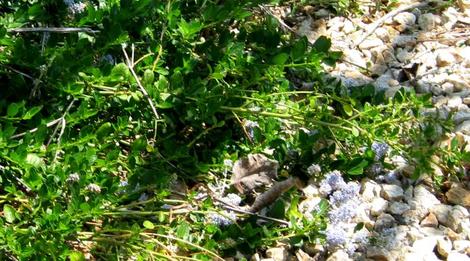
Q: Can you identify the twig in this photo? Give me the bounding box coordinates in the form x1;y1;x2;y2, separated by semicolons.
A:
52;118;66;162
354;1;429;47
122;45;160;139
0;65;34;80
215;198;290;226
258;5;297;34
46;100;75;146
171;189;290;225
10;118;62;139
8;27;99;34
152;24;167;72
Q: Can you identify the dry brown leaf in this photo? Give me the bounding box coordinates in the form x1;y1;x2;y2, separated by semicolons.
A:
231;153;279;194
248;177;300;213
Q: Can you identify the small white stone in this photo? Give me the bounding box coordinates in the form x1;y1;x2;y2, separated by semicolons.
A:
393;12;417;26
327;17;345;31
359;38;384;50
375;74;394;91
437;237;453;257
326;250;352;261
381;184;404;201
458;46;470;68
374;27;391;42
436;49;456;67
418;13;440;30
442;7;459;30
302;184;319;197
442;82;455;94
370;197;389;216
456;120;470;135
432;204;453;226
266;247;288;261
453;240;470;253
448;96;463;109
447;252;470;261
463;97;470;105
411;185;440;211
344;49;367;68
388;201;411;215
412;237;440;255
454;109;470;124
342;20;355;34
396;48;412;63
374;213;396;231
393;35;417;47
361;179;381;202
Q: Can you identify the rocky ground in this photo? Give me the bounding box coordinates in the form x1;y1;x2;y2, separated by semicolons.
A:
253;1;470;261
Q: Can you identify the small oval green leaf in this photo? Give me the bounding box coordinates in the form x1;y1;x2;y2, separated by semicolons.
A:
143;220;155;229
3;204;16;223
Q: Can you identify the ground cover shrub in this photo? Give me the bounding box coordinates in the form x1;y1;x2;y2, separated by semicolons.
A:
0;0;466;259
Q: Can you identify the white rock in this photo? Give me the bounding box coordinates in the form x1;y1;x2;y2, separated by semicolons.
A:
374;27;391;42
458;46;470;68
388;202;411;215
458;0;470;11
371;197;389;216
375;74;395;91
339;71;373;88
404;186;413;202
327;17;345;31
266;247;288;261
401;251;425;261
329;31;345;40
361;179;381;202
436;49;456;67
453;240;470;252
460;220;470;239
456;120;470;135
298;197;321;220
326;250;352;261
393;12;416;31
359;38;384;50
432;204;453;226
409;185;441;211
447;74;469;91
381;184;404;201
420;227;446;237
396;48;412;63
344;49;366;68
452;206;470;232
442;7;459;30
342;20;355;34
412;237;440;255
447;252;470;261
374;213;396;231
437;237;453;257
432;204;469;232
392;35;416;47
432;94;449;108
366;247;393;260
418;13;440;30
421;52;438;69
448;96;463;109
464;97;470;105
442;82;455;94
454;109;470;124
